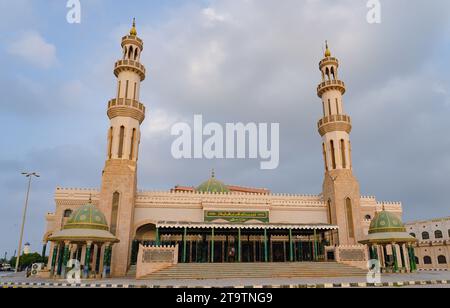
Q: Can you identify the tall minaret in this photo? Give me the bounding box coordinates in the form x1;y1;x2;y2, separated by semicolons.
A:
99;19;146;276
317;42;362;245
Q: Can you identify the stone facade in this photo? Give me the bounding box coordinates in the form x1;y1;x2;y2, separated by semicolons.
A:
406;217;450;270
43;29;405;277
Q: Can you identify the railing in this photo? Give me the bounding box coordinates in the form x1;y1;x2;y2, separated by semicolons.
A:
318;114;351;129
108;98;146;113
317;79;346;96
114;59;146;79
319;57;339;68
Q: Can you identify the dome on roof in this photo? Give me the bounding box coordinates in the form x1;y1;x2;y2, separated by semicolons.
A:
196;171;230;193
49;203;118;243
368;211;406;234
65;204;109;231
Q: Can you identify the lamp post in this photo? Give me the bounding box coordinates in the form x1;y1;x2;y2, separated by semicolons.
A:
15;172;40;273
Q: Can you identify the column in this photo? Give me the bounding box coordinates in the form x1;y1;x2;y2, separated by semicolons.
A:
392;243;399;273
399;244;406;272
211;228;215;263
289;229;294;262
41;242;47;261
50;242;59;277
264;229;268;263
83;241;92;279
92;244;99;276
238;228;242;263
61;241;70;278
102;243;112;278
409;245;417;272
313;229;318;262
155;228;160;246
182;228;187;263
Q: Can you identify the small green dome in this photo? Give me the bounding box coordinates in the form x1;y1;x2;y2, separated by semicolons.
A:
197;171;230;193
369;211;406;234
64;204;109;231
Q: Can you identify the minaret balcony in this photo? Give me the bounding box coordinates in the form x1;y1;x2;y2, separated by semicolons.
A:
121;35;144;50
317;80;346;97
319;57;339;70
108;98;146;124
318;114;352;137
114;59;146;81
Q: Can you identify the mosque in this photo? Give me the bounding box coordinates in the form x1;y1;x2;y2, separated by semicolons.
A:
42;21;417;278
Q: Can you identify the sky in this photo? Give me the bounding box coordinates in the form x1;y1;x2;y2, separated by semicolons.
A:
0;0;449;257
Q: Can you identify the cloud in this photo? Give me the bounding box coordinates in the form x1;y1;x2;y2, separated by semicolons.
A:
7;31;57;69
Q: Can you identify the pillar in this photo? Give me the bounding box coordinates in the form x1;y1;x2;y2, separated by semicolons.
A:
289;229;294;262
238;228;241;263
400;244;406;271
264;229;268;263
41;242;47;261
61;241;70;278
392;243;399;273
182;228;187;263
211;228;215;263
50;242;59;277
156;228;160;246
83;241;92;279
102;243;112;278
313;229;318;261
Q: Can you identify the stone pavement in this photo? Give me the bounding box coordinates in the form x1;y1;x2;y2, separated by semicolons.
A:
1;271;450;288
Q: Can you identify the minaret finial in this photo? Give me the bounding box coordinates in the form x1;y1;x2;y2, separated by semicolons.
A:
324;40;331;57
88;194;92;204
211;169;215;179
130;18;137;36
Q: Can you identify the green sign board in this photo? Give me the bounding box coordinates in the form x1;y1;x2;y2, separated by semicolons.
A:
204;211;269;223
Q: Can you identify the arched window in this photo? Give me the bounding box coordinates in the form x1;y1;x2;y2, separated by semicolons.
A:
117;80;121;98
133;82;137;100
422;232;430;240
330;140;337;170
134;48;138;60
327;200;332;224
110;192;120;236
345;198;355;238
340;139;346;169
415;257;419;265
123;47;127;59
130;128;136;160
328;99;332;116
365;215;372;220
108;127;113;159
325;67;330;81
322;143;328;171
423;256;432;265
438;255;447;264
63;209;73;218
125;80;129;99
335;98;340;115
128;46;133;59
330;67;336;80
118;126;125;158
435;230;443;239
410;233;416;238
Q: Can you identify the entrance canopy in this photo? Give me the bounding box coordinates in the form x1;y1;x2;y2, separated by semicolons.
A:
156;221;338;231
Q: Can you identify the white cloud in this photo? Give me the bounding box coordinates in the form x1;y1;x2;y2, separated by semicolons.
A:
203;7;227;24
8;31;57;69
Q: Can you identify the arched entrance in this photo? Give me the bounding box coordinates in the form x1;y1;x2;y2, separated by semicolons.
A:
131;223;157;265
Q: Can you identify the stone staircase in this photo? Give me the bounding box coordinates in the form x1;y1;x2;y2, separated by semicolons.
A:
140;262;367;280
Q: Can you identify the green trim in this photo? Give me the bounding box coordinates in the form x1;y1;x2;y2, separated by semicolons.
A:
392;245;399;272
64;223;109;231
204;211;270;223
155;228;160;246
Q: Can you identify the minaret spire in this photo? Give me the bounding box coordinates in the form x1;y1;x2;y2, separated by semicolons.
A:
325;40;331;57
130;18;137;36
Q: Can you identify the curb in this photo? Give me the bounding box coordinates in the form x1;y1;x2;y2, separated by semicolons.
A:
1;280;449;288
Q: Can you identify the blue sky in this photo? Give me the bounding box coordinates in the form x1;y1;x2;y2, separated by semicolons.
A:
1;0;450;257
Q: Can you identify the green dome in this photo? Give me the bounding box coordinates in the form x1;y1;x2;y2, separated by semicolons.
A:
197;172;230;193
64;204;109;231
368;211;406;234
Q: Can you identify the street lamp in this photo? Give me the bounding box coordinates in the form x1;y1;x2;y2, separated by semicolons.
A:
15;172;40;273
